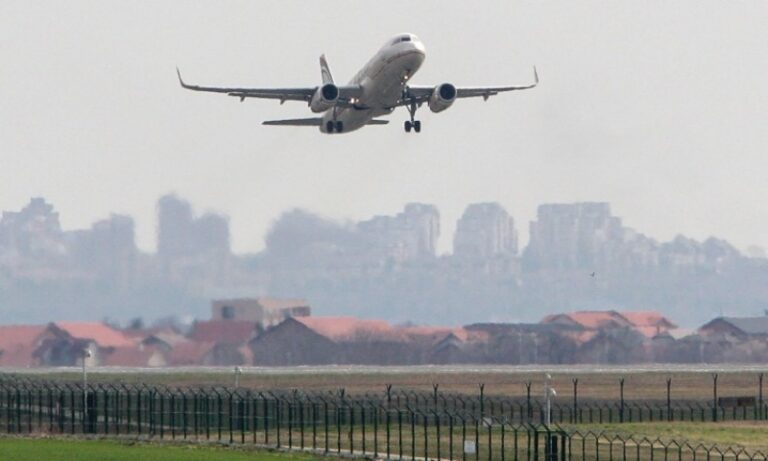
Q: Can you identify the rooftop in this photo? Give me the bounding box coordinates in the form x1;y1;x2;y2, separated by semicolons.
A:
52;322;134;348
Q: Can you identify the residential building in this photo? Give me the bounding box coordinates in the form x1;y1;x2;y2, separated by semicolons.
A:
211;297;310;327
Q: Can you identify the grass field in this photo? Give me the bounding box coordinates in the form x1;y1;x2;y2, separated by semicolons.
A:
571;421;768;450
1;424;766;461
0;437;329;461
12;367;766;401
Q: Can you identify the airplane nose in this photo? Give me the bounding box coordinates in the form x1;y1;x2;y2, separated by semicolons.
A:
412;40;426;55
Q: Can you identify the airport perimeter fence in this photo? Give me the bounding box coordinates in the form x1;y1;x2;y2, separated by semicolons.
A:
1;376;768;460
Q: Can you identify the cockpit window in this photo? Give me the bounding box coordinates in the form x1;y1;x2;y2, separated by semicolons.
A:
391;36;411;45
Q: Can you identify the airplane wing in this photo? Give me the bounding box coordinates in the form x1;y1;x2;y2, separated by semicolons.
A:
402;67;538;105
176;68;362;105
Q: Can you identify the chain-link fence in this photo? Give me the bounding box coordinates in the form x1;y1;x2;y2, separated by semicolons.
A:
0;375;766;460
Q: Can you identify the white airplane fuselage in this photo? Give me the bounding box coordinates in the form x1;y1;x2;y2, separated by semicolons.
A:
320;35;426;133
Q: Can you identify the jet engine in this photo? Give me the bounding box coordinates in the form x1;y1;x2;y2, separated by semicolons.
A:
310;84;339;113
428;83;457;113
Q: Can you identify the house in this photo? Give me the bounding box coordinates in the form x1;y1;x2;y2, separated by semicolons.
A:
188;319;257;344
699;316;768;340
167;341;216;366
621;311;678;338
211;297;311;328
542;310;678;338
0;325;47;367
139;330;190;353
35;322;135;366
541;310;635;330
183;320;258;366
250;316;417;365
249;317;340;365
400;326;489;364
249;316;498;366
575;328;647;364
101;346;167;367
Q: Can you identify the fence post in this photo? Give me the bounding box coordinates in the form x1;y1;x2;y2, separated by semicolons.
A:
228;390;235;444
712;373;719;422
525;382;532;423
410;408;416;461
572;379;578;424
479;383;485;418
666;377;672;421
429;410;440;461
759;373;764;420
386;406;391;460
433;384;439;408
619;378;625;423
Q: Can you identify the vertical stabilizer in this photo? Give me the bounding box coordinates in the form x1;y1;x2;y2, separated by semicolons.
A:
320;54;334;84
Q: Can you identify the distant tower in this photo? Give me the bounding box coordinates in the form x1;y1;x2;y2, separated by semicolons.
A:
453;203;517;259
157;194;230;260
157;194;195;258
358;203;440;263
524;202;622;270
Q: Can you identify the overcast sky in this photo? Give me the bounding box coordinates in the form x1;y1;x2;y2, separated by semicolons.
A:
1;1;767;254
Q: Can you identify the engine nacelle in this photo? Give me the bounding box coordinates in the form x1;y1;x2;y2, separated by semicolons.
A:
310;83;339;113
428;83;457;113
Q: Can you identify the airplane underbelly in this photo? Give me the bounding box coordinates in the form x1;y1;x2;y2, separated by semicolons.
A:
369;51;424;107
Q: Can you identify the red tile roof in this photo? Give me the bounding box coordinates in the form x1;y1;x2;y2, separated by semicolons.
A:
541;311;633;329
0;325;46;367
188;320;256;344
621;311;677;329
53;322;135;348
541;310;678;338
294;317;396;342
401;326;488;344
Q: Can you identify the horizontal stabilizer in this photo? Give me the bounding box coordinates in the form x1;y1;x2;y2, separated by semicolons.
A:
262;118;322;126
263;118;389;127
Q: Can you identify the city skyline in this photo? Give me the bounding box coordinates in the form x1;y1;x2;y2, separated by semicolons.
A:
3;193;762;259
2;193;765;327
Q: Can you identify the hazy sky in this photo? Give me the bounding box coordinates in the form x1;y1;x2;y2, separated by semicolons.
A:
1;1;766;254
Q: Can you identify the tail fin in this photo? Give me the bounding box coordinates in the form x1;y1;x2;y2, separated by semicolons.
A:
320;54;334;84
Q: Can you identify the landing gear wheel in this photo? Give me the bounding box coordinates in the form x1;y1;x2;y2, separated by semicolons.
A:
403;98;421;134
335;121;343;133
326;121;335;133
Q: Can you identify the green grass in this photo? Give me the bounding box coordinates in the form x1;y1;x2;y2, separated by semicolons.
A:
567;421;768;450
0;437;329;461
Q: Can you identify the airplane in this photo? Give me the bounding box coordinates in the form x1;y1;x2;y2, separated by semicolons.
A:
177;33;538;134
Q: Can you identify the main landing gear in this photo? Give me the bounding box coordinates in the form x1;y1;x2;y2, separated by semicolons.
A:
404;100;421;133
326;120;344;133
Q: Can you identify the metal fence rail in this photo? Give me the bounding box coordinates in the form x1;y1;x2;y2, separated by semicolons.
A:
0;376;766;460
1;375;767;425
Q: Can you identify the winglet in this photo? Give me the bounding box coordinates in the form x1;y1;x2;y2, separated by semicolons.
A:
176;66;188;88
533;66;539;85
